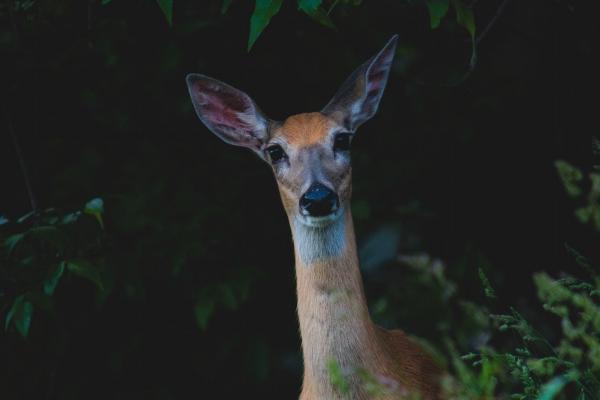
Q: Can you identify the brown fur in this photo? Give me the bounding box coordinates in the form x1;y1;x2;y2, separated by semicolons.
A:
292;211;443;400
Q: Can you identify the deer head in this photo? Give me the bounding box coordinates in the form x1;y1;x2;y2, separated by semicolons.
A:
186;35;398;263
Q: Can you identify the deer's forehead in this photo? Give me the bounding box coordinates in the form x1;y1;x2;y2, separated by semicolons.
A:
273;112;336;147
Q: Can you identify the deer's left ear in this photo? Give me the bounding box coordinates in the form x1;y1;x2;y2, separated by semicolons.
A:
322;35;398;132
186;74;270;154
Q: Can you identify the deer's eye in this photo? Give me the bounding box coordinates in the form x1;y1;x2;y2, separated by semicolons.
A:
333;133;352;152
266;144;287;163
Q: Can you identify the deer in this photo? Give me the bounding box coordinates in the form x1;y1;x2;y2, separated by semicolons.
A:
186;35;443;400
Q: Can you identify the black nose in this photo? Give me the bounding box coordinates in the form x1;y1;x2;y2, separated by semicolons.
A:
299;183;339;217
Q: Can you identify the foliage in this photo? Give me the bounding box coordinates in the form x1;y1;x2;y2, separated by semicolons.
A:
1;0;593;398
1;199;107;338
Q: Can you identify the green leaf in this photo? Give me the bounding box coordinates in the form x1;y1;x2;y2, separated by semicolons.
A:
248;0;284;51
194;295;215;331
17;210;36;224
298;0;335;29
426;0;450;29
221;0;234;14
451;0;476;39
44;262;66;296
327;359;350;394
219;284;238;310
538;374;573;400
101;0;112;4
5;295;34;338
156;0;173;26
84;197;105;229
555;160;583;197
479;268;496;299
66;259;104;291
4;233;25;254
60;211;81;225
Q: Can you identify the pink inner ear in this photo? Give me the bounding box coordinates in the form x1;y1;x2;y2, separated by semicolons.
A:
194;81;254;132
366;51;393;96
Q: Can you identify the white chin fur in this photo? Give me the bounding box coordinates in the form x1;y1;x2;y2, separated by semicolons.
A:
293;208;346;265
297;207;343;228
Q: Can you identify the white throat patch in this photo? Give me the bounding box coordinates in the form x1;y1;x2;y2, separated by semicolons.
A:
293;215;346;265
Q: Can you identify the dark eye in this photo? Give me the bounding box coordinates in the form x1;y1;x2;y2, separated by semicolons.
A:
333;133;352;152
266;144;287;163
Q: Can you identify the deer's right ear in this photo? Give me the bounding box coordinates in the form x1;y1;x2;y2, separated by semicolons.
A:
186;74;270;154
322;35;398;132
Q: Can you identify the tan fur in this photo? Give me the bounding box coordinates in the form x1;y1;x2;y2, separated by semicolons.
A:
266;111;445;399
293;211;443;400
273;112;334;147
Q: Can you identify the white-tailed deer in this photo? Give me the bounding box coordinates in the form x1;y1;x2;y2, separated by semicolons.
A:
186;35;443;399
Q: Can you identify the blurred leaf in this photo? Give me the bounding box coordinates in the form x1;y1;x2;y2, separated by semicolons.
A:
28;226;66;252
248;0;284;51
44;262;65;296
84;197;104;229
66;259;104;291
4;233;25;255
478;268;496;299
156;0;173;26
17;211;35;224
221;0;233;14
327;359;350;394
555;160;583;197
426;0;450;29
352;199;370;221
5;294;34;338
451;0;476;38
298;0;335;29
0;215;9;225
194;295;215;331
538;374;572;400
219;284;238;310
101;0;112;4
60;211;81;225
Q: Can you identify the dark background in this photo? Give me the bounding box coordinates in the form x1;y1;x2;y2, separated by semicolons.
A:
1;0;597;398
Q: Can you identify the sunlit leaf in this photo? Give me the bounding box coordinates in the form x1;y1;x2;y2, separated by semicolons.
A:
426;0;450;29
44;262;66;296
156;0;173;26
248;0;284;51
84;197;105;229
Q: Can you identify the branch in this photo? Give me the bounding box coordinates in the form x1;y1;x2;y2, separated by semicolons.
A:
3;103;38;213
476;0;510;46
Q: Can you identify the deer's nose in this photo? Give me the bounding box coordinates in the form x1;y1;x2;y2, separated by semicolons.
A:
300;183;339;217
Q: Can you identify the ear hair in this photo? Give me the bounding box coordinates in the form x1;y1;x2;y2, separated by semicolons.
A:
186;74;271;156
322;35;398;132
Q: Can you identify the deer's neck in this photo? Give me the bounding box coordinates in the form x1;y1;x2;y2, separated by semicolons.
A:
291;210;384;398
